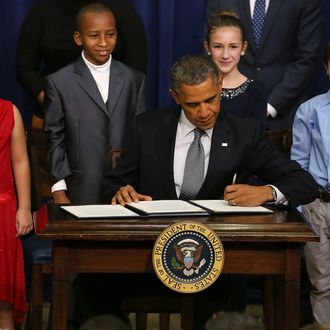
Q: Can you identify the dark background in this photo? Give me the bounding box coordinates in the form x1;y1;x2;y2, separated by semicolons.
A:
0;0;329;125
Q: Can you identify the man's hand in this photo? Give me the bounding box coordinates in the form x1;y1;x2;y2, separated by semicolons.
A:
224;184;273;206
53;190;71;204
111;185;152;205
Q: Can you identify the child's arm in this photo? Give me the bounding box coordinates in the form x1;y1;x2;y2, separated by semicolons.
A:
11;106;33;237
53;190;71;204
44;76;72;204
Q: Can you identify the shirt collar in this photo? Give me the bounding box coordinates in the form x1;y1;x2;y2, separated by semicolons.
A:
81;50;112;72
324;89;330;101
316;89;330;108
178;109;213;138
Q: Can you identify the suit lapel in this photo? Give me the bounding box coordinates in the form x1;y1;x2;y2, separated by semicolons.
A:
239;0;283;53
108;60;124;115
238;0;257;54
157;108;181;199
197;111;233;198
74;57;109;117
260;0;283;48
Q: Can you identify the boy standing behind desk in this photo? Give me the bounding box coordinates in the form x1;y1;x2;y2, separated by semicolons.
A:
44;2;146;205
291;42;330;326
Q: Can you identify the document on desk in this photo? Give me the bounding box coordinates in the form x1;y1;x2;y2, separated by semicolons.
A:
60;204;140;218
125;200;208;216
190;200;274;214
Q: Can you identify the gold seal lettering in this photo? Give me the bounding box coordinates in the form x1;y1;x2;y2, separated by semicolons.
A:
152;221;225;293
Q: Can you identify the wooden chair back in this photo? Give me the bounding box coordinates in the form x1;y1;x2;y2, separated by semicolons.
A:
265;129;292;153
25;127;52;330
26;127;51;210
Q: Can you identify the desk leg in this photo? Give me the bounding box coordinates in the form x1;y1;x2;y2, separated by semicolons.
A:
263;276;275;330
52;242;70;330
264;248;301;330
283;248;300;330
265;247;300;330
181;295;194;330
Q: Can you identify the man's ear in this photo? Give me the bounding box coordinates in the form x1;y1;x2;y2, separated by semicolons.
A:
73;31;82;46
169;88;180;104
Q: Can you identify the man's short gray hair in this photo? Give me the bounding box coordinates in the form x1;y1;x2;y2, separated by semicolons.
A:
171;55;220;92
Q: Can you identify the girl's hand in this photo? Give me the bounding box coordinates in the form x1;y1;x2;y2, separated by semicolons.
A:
16;208;34;237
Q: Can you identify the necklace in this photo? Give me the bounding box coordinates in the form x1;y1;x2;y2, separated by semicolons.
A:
221;79;253;99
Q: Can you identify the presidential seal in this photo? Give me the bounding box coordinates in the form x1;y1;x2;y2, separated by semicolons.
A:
152;221;224;293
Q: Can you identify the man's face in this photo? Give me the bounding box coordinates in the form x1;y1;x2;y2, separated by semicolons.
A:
74;11;117;65
170;75;222;130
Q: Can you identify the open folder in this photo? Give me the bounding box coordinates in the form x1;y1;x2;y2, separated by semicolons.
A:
125;200;208;216
61;200;273;218
190;200;273;214
60;204;139;219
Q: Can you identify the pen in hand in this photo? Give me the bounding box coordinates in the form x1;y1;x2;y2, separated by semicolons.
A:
227;173;238;206
222;173;237;203
232;173;237;185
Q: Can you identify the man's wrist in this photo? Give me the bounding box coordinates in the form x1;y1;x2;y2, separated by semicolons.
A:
52;190;67;197
265;186;276;203
270;186;277;202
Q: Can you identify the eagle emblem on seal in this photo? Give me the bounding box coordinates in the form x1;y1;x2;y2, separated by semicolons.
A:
172;238;206;276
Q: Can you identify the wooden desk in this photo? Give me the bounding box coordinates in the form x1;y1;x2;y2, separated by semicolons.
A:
36;204;318;330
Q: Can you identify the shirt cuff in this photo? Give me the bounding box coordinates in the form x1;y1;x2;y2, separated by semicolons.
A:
267;103;278;118
51;179;67;193
269;185;288;206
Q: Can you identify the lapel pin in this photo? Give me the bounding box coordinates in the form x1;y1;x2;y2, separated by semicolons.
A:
221;142;228;147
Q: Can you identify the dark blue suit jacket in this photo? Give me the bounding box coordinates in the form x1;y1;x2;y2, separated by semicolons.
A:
206;0;323;129
103;107;318;207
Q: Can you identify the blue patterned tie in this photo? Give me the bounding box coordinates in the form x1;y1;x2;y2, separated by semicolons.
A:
180;128;206;200
252;0;266;48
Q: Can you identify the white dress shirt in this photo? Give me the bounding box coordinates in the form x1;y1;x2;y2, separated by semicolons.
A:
249;0;270;16
173;110;285;204
173;111;213;198
82;50;111;103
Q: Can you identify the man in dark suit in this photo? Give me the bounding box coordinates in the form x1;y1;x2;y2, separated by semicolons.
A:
206;0;323;130
44;3;146;205
103;54;317;208
102;54;318;329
